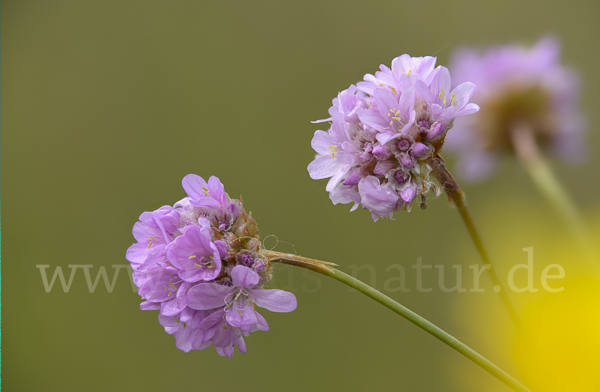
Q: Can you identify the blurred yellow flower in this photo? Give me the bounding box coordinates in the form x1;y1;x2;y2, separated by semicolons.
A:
450;197;600;391
514;275;600;391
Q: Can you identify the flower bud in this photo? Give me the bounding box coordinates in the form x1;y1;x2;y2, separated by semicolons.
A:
343;170;362;186
426;123;444;141
401;187;417;203
411;142;430;157
372;144;391;159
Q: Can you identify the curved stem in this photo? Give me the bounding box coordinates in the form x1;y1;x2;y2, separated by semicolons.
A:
430;157;522;324
509;123;597;267
261;250;532;392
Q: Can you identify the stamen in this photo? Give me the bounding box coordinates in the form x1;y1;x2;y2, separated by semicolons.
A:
194;263;204;268
201;186;210;196
407;70;411;75
328;145;338;160
237;309;243;316
451;94;456;106
188;255;197;259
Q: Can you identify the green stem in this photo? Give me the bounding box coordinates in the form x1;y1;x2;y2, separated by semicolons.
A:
510;123;597;265
430;157;522;324
262;250;532;392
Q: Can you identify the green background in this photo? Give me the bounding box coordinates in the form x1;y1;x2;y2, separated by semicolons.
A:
3;1;600;391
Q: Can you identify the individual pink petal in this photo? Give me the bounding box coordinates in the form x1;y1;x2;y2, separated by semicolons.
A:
182;174;209;201
230;265;260;289
249;289;298;313
226;297;259;329
186;283;234;310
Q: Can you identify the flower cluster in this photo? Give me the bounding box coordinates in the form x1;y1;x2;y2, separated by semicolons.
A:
126;175;297;357
445;37;586;180
308;54;480;221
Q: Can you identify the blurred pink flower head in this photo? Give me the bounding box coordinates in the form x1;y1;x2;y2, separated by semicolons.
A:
445;36;586;180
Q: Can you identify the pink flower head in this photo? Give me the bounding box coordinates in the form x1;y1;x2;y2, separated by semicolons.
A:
308;54;479;220
445;37;586;180
127;175;295;357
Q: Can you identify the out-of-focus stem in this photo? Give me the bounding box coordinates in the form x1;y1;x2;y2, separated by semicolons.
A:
510;123;597;268
262;249;532;392
430;157;521;324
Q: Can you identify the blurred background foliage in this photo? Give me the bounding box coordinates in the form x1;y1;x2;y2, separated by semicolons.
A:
3;1;599;391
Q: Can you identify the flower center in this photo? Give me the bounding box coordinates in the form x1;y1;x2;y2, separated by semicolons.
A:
328;145;338;160
387;109;403;126
189;254;215;269
146;235;157;248
164;279;179;296
439;88;455;106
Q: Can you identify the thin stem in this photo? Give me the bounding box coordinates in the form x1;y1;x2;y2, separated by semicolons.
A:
261;250;532;392
430;157;522;324
509;123;597;266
